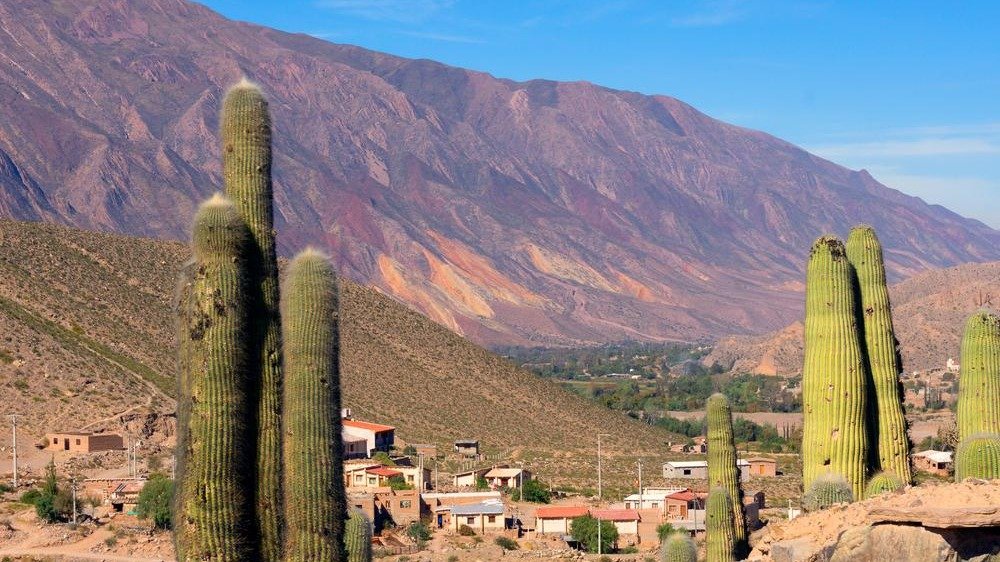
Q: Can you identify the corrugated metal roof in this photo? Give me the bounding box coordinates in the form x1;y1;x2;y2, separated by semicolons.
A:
485;468;524;478
450;500;505;516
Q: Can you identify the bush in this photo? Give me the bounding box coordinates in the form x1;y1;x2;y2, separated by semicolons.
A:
494;536;518;550
570;515;617;553
387;475;412;491
458;524;475;536
406;521;431;542
447;556;459;562
136;474;174;529
656;522;675;541
516;479;551;503
19;489;41;505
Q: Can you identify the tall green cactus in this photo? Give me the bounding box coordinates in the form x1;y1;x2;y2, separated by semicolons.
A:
845;226;911;484
345;509;373;562
660;531;696;562
705;487;736;562
221;78;284;560
957;311;1000;443
174;195;257;561
706;393;746;556
802;236;868;500
954;433;1000;481
282;250;347;561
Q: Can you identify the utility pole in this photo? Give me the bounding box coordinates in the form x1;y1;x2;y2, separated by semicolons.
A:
637;459;643;510
9;414;18;488
71;478;77;524
597;514;602;555
597;433;610;501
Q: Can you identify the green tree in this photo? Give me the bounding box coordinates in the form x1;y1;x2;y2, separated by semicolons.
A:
35;460;62;523
515;479;550;503
387;475;412;490
372;451;396;466
475;476;489;490
656;522;675;542
570;515;617;553
136;474;174;529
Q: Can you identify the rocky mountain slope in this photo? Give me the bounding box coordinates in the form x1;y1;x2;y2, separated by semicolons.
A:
0;0;999;346
0;219;671;464
707;261;1000;375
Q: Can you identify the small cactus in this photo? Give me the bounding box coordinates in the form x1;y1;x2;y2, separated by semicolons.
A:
706;393;746;556
803;473;854;512
957;311;1000;443
954;433;1000;481
864;471;903;498
705;487;736;562
660;531;696;562
345;509;373;562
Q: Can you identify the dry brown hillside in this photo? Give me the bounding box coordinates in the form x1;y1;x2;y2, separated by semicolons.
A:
0;219;674;471
707;261;1000;375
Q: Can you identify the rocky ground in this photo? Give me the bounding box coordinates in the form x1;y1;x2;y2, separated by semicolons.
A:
750;479;1000;561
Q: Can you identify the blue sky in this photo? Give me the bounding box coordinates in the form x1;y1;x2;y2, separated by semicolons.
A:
199;0;1000;227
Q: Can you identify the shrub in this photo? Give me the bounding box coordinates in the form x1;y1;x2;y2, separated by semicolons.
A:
570;515;617;553
19;489;41;505
387;475;412;490
136;474;174;529
458;524;476;536
494;536;518;550
104;536;118;548
656;521;676;541
517;479;551;503
406;521;431;542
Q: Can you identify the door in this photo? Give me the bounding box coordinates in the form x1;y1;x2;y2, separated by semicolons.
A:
437;514;443;528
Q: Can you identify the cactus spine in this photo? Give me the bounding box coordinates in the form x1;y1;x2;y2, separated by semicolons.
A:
801;236;868;500
221;79;284;560
954;433;1000;481
174;196;256;561
281;250;346;561
803;473;853;512
864;470;903;498
705;487;736;562
845;226;911;484
660;531;696;562
706;393;746;555
345;509;373;562
956;311;1000;442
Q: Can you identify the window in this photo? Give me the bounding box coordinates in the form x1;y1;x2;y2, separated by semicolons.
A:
76;439;82;445
466;517;475;525
407;475;414;482
683;469;691;475
52;438;59;444
487;516;496;523
400;500;412;508
355;474;363;482
651;502;659;508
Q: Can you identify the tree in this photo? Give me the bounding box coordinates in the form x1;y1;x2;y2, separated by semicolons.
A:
387;475;412;490
36;459;62;523
475;476;489;490
403;445;417;456
570;515;617;553
372;451;396;466
514;479;550;503
137;474;174;529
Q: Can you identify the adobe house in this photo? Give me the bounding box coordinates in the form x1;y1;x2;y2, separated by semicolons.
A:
484;467;532;489
454;439;479;457
447;499;506;534
45;432;124;453
592;508;641;545
535;505;589;535
421;491;503;528
411;443;438;459
913;450;953;475
747;457;778;478
341;418;395;457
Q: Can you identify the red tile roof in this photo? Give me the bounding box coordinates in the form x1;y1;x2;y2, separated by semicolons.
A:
591;509;640;522
343;419;395;432
667;490;697;501
535;506;590;519
366;467;403;477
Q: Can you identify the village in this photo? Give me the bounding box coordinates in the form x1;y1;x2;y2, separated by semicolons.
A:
0;402;959;560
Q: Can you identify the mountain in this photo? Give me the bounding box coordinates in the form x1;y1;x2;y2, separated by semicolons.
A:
0;219;672;467
706;261;1000;375
0;0;998;346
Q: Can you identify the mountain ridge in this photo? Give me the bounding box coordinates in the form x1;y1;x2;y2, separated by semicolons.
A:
0;0;998;346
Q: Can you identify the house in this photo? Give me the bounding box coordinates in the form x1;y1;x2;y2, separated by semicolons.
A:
81;477;145;511
591;508;641;542
348;488;420;531
484;467;532;489
421;491;503;528
947;357;960;372
454;439;480;457
746;457;778;478
344;461;432;490
914;450;953;475
623;488;687;513
452;466;500;488
665;490;704;520
342;418;395;457
45;432;124;453
447;499;506;534
662;460;749;479
343;435;368;459
535;505;589;535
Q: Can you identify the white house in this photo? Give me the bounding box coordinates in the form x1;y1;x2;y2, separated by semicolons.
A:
662;459;749;479
342;418;395;457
